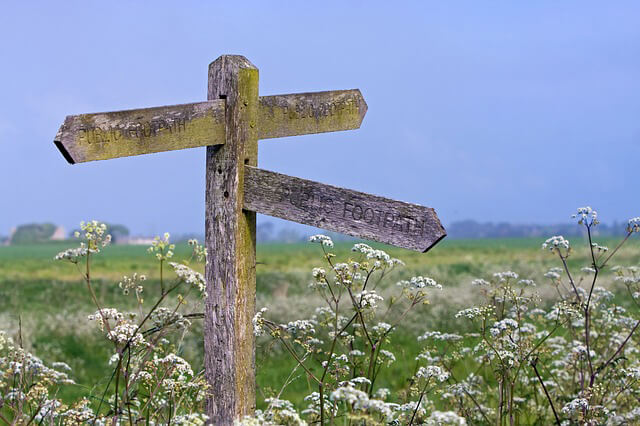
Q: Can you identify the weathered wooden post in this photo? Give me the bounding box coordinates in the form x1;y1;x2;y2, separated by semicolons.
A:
204;56;258;422
53;54;446;425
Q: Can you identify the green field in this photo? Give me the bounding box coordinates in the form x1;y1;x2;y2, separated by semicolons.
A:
1;236;638;409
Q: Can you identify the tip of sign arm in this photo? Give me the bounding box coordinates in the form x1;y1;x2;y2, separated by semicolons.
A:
243;166;446;252
257;89;367;140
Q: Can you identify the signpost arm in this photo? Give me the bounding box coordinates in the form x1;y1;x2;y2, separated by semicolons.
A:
204;55;259;424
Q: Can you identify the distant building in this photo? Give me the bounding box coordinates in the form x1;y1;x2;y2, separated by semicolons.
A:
120;236;156;245
50;226;66;241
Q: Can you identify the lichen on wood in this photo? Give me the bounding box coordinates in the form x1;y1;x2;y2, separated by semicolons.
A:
54;101;226;163
204;55;258;425
258;89;367;140
244;166;446;252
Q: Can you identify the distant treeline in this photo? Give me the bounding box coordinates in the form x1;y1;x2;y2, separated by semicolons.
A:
257;222;354;244
1;220;630;246
446;220;629;239
256;220;630;243
3;223;130;245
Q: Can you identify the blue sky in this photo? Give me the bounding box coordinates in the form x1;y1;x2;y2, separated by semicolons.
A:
1;2;639;236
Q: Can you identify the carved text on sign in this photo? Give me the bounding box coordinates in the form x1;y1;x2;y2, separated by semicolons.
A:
245;166;446;252
257;90;367;140
277;184;432;237
56;90;367;163
77;117;190;146
54;100;227;163
283;97;359;120
277;185;335;214
342;202;430;236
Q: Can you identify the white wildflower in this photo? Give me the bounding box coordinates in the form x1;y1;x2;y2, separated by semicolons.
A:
173;413;209;425
357;290;383;309
309;267;327;288
572;206;598;226
493;271;518;282
282;319;316;335
309;234;334;247
624;367;640;380
169;262;206;294
397;276;442;290
54;247;88;263
148;233;175;260
489;318;519;337
339;377;371;387
153;353;194;378
542;236;569;251
416;365;450;382
418;331;463;342
351;243;401;268
375;388;391;400
426;411;467;425
378;349;396;366
562;398;589;415
253;307;268;337
628;217;640;233
372;322;392;335
330;386;369;405
51;362;72;372
544;267;563;280
106;322;145;347
455;307;490;320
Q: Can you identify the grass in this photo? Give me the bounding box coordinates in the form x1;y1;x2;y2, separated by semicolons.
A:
1;235;639;409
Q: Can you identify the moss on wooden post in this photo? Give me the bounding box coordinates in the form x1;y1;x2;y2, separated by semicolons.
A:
54;101;226;163
204;55;258;425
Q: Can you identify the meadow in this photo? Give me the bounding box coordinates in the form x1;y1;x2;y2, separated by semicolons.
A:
1;233;638;417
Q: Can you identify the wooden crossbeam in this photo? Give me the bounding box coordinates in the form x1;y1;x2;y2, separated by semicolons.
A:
54;90;366;164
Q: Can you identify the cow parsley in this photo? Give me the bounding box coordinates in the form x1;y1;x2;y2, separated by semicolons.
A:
309;234;334;247
542;235;569;251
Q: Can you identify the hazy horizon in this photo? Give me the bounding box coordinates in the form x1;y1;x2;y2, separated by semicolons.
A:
1;217;632;242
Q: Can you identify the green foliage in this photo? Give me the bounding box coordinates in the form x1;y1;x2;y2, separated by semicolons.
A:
10;222;57;244
106;223;130;243
0;222;209;424
242;209;640;425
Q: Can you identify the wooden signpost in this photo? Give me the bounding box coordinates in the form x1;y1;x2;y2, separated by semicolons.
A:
54;55;446;425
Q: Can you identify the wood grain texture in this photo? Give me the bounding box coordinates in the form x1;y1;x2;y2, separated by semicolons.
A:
54;101;225;163
204;56;258;425
258;89;367;139
54;89;366;164
244;166;446;252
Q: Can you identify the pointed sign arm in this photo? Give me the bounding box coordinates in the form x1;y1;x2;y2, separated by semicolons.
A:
257;89;367;139
54;89;367;164
243;166;446;252
54;100;227;164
